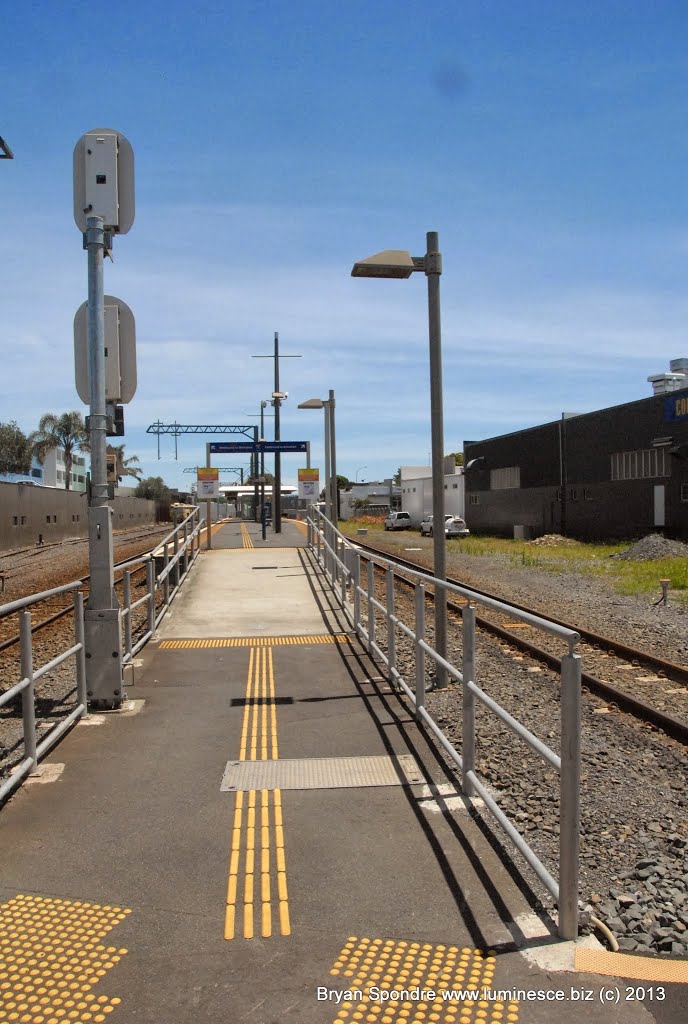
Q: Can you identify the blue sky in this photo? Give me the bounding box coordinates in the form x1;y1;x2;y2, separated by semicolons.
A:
2;1;687;490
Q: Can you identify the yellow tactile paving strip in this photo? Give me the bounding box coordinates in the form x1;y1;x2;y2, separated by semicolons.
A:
0;894;130;1024
159;635;349;649
240;523;254;550
224;646;290;941
327;938;517;1024
575;947;688;983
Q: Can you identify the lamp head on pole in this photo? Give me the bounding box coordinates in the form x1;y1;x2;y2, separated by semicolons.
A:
351;249;420;279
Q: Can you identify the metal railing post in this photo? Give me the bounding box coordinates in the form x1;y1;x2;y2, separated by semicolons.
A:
73;591;88;712
366;559;375;656
163;548;170;607
461;603;476;796
19;610;37;769
386;568;396;684
559;651;582;939
172;528;180;587
414;584;426;717
123;571;133;660
353;552;361;632
340;547;347;610
183;520;189;577
147;559;156;637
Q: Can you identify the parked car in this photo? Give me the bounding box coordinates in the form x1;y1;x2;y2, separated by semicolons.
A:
420;515;470;538
383;511;412;531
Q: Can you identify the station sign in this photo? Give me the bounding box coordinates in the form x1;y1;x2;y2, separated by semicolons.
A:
197;466;219;499
209;441;308;454
298;468;319;499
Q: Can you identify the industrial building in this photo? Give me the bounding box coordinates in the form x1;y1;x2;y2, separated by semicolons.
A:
463;359;688;541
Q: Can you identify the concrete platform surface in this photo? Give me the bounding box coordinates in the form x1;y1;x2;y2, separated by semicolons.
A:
0;540;684;1024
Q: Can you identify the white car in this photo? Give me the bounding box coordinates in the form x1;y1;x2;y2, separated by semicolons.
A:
420;515;470;538
383;511;412;531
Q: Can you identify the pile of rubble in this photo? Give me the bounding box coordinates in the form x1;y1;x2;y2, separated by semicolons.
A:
613;533;688;561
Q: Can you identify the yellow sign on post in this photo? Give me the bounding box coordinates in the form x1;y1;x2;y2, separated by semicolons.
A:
197;466;220;499
297;468;319;499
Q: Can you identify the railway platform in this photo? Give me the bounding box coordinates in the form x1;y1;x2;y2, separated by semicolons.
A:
0;520;683;1024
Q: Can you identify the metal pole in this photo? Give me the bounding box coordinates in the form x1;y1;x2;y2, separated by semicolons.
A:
20;611;37;769
306;441;311;469
323;404;331;523
461;604;476;796
415;584;426;717
386;568;396;687
86;214;115;606
260;405;266;541
84;214;121;708
146;559;156;637
274;331;282;534
426;230;447;689
559;652;582;939
367;560;375;657
206;442;212;550
74;591;88;712
123;571;133;658
328;390;337;523
253;426;259;523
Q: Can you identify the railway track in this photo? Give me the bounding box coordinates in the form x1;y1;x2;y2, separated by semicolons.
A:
353;537;688;744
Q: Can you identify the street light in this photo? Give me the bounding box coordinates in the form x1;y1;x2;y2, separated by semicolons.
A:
352;231;447;689
298;391;337;522
355;466;367;483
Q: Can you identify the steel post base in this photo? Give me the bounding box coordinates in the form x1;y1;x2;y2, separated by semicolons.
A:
84;608;124;709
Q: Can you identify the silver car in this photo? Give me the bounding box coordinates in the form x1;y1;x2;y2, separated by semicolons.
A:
420;515;470;538
383;511;412;531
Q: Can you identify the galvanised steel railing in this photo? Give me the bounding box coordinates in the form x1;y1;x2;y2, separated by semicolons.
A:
0;581;87;803
0;508;204;803
307;507;582;940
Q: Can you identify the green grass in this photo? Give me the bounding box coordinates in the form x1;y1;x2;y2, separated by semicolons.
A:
452;535;688;601
339;523;688;602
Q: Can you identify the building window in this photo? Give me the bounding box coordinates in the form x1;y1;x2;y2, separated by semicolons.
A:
53;515;57;523
490;466;520;490
452;483;458;488
21;516;27;525
681;483;688;503
12;516;18;526
611;448;670;481
468;494;480;505
555;488;562;501
46;515;51;523
569;488;578;502
584;489;594;501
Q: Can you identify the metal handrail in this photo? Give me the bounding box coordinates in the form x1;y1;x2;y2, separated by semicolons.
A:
307;506;582;940
1;508;204;802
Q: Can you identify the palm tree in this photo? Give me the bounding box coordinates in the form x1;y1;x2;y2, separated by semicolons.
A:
31;412;89;491
110;444;143;482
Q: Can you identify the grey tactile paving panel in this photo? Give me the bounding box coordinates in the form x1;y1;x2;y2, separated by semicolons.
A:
220;754;424;792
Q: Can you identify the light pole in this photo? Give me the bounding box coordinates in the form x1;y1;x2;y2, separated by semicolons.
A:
352;232;447;688
355;466;367;483
298;391;337;522
252;332;301;534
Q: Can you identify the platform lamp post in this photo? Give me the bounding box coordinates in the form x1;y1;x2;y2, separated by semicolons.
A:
352;232;447;689
252;332;301;535
355;466;367;483
298;392;337;523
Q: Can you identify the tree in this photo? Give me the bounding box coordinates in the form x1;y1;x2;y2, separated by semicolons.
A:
393;467;401;486
109;444;143;482
245;472;275;485
0;421;33;475
134;476;171;503
448;452;464;466
336;474;350;491
31;411;88;490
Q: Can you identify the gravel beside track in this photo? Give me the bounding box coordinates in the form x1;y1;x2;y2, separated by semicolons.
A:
360;533;688;956
0;525;170;778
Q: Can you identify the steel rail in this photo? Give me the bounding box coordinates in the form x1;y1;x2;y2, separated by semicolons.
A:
354;538;688;744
